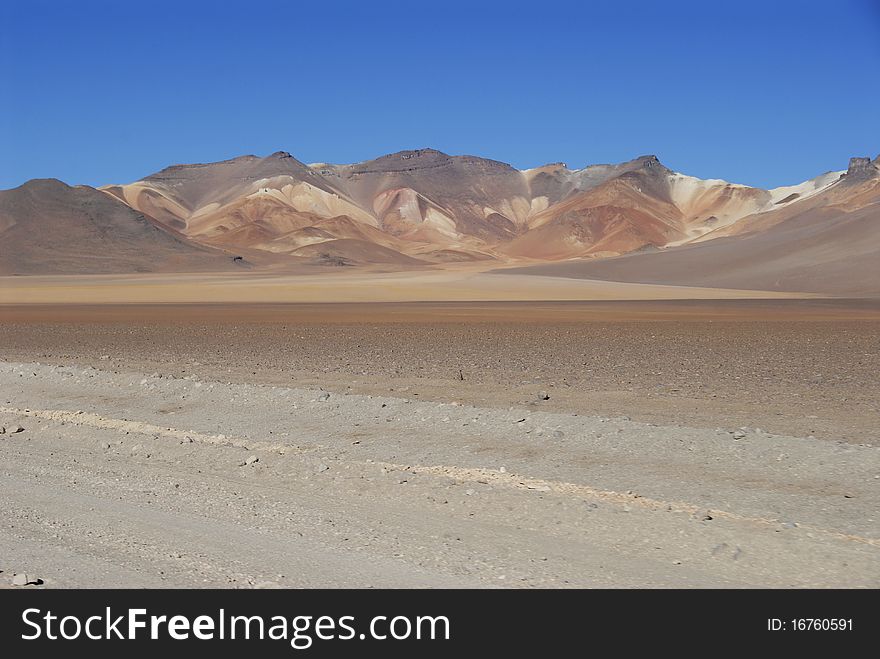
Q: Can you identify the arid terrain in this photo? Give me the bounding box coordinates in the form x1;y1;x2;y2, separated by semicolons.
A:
1;297;878;588
1;146;878;588
3;149;878;294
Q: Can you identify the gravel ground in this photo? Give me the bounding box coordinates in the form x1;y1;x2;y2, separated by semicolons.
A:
1;309;878;443
1;359;878;588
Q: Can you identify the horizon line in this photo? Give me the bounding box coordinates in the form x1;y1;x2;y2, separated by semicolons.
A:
6;147;879;194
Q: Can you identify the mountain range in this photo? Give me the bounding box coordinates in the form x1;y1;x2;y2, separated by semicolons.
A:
1;149;878;294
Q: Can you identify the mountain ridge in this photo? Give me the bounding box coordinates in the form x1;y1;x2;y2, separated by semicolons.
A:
1;149;877;292
99;148;863;262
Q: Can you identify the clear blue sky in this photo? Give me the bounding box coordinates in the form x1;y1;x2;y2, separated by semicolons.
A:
1;0;878;189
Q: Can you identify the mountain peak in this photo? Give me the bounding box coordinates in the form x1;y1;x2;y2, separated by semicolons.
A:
387;148;449;161
348;148;453;174
843;156;879;181
17;177;71;192
619;155;672;180
613;154;670;175
635;154;662;168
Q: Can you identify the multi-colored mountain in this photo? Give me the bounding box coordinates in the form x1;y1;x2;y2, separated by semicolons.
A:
1;149;877;294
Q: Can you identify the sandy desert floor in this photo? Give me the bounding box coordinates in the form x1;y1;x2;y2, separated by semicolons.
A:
0;273;878;588
0;267;813;305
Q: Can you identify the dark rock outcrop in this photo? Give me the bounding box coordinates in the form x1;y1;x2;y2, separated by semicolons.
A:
842;156;879;182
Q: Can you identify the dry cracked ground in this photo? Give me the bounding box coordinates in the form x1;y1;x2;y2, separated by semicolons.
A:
0;305;878;588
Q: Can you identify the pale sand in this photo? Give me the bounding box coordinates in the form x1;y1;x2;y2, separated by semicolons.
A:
1;360;877;587
0;269;814;305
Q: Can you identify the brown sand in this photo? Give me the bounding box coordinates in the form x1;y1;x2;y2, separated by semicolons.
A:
0;269;816;305
2;299;877;444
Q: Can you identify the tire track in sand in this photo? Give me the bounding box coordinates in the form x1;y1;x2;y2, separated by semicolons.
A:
0;405;320;455
5;404;879;550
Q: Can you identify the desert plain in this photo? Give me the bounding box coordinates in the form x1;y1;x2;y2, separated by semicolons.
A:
1;264;878;588
2;148;879;588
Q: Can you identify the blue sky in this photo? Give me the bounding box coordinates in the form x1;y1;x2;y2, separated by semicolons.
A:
1;0;878;189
